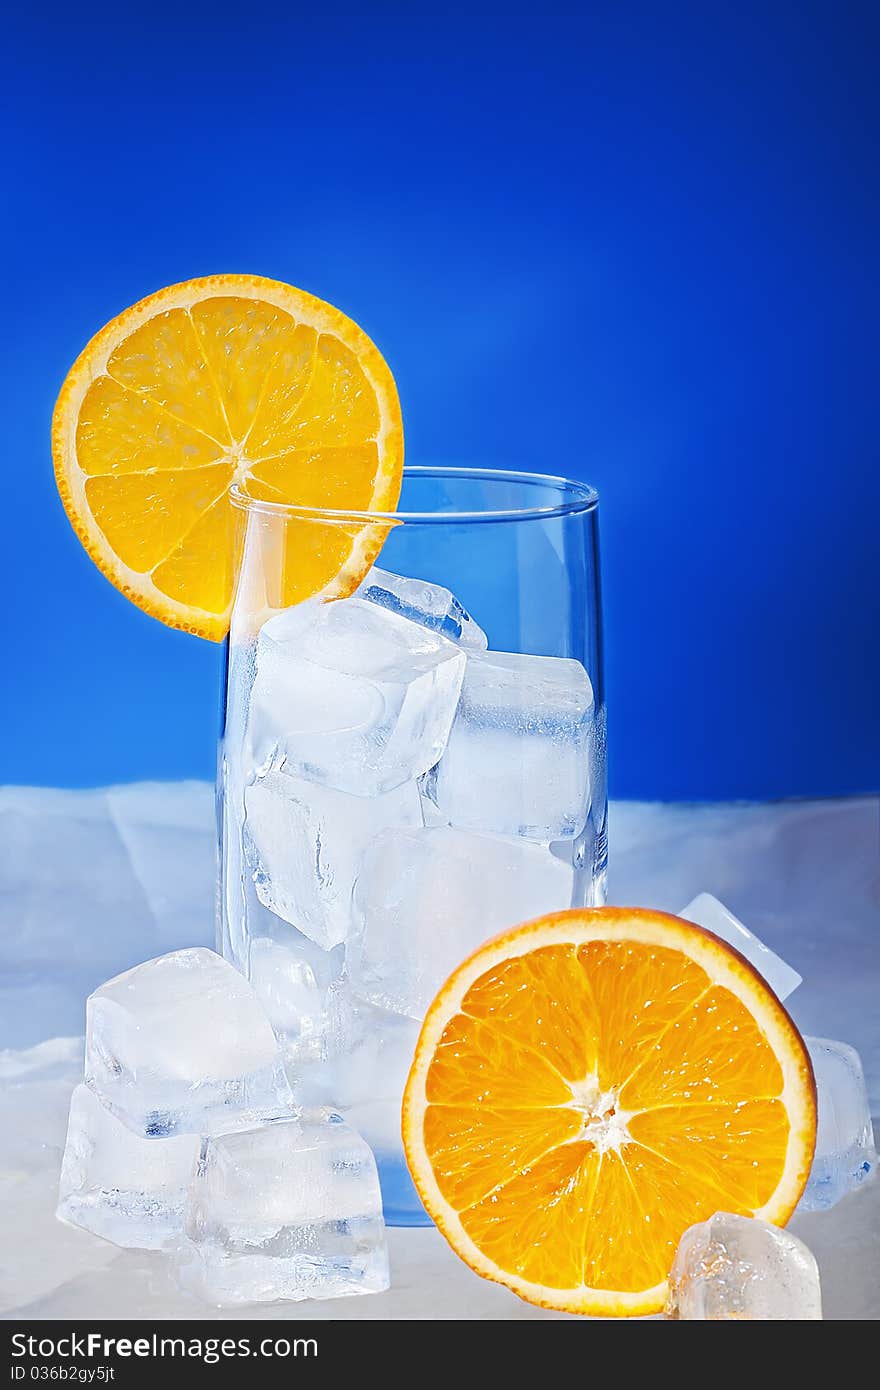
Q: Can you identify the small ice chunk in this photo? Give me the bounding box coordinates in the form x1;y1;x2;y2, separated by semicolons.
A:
422;651;594;842
358;566;488;650
665;1211;822;1319
680;894;802;1001
178;1112;389;1306
800;1037;877;1211
349;827;574;1017
85;948;291;1137
244;772;422;950
57;1084;198;1250
249;598;466;797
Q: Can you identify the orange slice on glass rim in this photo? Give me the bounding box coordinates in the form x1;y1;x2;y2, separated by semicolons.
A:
402;906;816;1318
52;275;403;639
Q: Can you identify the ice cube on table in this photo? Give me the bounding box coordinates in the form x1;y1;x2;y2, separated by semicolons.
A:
680;893;802;1001
800;1037;877;1212
248;598;466;797
57;1084;198;1250
178;1111;389;1306
349;827;574;1018
422;650;594;842
244;771;422;950
358;566;488;650
86;948;291;1138
665;1211;822;1319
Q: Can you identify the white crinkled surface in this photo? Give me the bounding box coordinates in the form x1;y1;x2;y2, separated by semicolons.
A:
0;784;877;1319
0;783;216;1045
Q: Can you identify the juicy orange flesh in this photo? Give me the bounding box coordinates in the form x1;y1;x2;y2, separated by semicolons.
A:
74;298;387;614
422;941;790;1295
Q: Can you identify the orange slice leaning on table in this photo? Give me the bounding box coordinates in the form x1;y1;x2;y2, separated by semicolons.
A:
402;906;817;1318
52;275;404;639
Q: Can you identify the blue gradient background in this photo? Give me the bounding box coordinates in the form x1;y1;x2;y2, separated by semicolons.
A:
2;2;877;799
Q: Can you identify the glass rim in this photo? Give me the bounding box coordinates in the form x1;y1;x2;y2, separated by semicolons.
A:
230;466;599;526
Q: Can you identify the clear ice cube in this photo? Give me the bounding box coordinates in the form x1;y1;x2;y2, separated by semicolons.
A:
57;1084;198;1250
358;566;488;650
422;650;594;842
349;827;574;1018
800;1036;877;1211
680;893;802;1001
85;948;291;1137
178;1111;389;1306
249;598;466;796
244;771;422;950
665;1211;822;1319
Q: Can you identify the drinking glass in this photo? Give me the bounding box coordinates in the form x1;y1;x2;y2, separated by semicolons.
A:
218;467;605;1224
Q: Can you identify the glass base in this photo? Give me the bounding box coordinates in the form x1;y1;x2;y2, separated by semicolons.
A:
376;1154;434;1227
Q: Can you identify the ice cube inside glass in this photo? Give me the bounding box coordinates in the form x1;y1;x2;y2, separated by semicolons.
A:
248;597;467;797
349;825;575;1018
244;770;422;951
423;650;594;842
358;565;488;649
